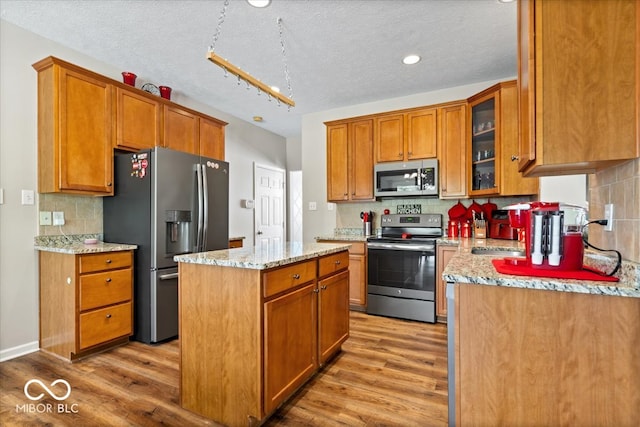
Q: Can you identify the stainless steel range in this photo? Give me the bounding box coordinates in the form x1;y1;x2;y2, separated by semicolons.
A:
366;213;443;323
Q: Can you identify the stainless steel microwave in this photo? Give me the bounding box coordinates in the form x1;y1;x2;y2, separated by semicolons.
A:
374;159;439;198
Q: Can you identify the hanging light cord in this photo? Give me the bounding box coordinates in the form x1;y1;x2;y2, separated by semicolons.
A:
277;17;294;106
210;0;230;53
581;220;622;277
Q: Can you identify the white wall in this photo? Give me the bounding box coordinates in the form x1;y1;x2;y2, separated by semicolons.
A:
300;79;510;242
0;20;286;358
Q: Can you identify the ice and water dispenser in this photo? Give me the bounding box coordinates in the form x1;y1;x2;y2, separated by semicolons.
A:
165;210;192;255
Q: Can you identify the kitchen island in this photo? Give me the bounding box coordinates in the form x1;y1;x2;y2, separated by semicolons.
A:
174;242;351;427
443;247;640;426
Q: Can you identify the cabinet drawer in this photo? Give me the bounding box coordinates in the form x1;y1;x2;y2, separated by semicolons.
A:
263;260;316;298
79;251;132;274
79;268;132;311
318;251;349;278
79;302;132;349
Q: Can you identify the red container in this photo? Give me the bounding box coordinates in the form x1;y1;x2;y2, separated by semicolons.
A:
447;221;459;238
122;72;137;86
159;86;172;100
461;222;471;238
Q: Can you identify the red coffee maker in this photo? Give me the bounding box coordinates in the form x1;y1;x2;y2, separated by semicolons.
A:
504;202;586;271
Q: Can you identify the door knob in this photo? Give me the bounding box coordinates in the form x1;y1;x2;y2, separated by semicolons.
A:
257;231;263;235
511;155;520;162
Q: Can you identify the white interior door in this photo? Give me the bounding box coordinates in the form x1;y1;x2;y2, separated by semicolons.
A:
255;164;286;250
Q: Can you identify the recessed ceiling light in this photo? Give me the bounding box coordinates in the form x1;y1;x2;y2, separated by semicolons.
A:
498;0;515;3
247;0;271;7
402;55;421;65
253;116;264;122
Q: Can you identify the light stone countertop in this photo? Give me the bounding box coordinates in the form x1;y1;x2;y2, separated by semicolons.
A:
442;240;640;298
34;234;137;254
316;234;369;242
174;242;352;270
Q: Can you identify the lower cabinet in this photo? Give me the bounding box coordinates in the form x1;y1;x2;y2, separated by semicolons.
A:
317;240;367;310
179;250;350;427
39;250;134;361
436;244;458;321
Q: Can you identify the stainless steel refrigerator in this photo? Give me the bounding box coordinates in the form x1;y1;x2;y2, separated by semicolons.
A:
104;147;229;343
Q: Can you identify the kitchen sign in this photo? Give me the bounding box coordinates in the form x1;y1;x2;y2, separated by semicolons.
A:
397;204;421;214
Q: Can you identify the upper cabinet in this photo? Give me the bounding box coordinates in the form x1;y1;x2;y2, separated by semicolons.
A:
374;107;437;162
468;81;538;197
33;56;228;196
199;116;225;161
438;102;467;199
34;57;114;195
326;119;374;202
115;88;161;151
517;0;639;176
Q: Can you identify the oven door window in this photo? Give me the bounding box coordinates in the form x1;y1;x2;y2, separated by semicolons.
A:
376;170;420;193
368;248;435;292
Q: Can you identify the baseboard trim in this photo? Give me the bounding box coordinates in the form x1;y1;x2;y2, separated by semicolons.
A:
0;341;39;362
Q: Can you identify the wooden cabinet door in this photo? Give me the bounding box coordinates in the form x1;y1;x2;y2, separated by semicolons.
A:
374;114;404;162
326;123;349;201
436;245;457;319
263;283;317;414
518;0;639;176
115;88;161;151
406;108;437;160
318;270;350;364
517;0;536;172
499;83;538;196
348;252;366;308
199;116;225;160
438;103;467;198
163;105;199;155
349;119;374;200
58;68;113;194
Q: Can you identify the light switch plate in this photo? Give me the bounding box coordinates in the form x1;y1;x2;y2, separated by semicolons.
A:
308;201;317;211
21;189;35;205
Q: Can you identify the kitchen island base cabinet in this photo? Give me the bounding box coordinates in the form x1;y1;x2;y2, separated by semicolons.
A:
451;283;640;426
179;251;349;427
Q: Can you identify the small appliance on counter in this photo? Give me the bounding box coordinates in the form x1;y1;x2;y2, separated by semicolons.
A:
490;202;618;282
503;202;586;271
488;210;519;240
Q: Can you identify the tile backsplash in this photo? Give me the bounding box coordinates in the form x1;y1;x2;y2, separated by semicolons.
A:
588;158;640;263
38;194;103;236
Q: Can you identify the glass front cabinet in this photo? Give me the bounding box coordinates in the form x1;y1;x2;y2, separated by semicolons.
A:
469;94;498;195
467;80;538;197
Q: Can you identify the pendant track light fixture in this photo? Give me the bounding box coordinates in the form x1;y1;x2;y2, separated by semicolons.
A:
208;0;295;108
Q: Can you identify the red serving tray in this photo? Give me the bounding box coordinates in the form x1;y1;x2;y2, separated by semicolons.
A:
492;259;619;282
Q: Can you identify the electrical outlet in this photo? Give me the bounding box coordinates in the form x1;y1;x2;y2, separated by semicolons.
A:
308;202;317;211
327;202;335;211
40;211;52;226
604;204;613;232
53;211;65;226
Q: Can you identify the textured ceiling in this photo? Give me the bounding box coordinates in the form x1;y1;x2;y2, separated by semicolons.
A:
1;0;517;138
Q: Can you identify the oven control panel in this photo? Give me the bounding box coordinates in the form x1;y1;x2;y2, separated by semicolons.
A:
380;214;442;228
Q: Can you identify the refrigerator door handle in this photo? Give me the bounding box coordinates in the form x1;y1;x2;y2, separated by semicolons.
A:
196;164;204;252
201;164;209;251
158;272;179;280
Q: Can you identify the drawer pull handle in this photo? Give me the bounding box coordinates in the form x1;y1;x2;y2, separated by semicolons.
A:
106;314;112;319
105;259;112;264
106;278;112;283
292;274;300;279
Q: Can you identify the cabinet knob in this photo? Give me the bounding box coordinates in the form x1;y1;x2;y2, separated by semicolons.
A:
335;260;341;265
292;274;300;279
321;285;327;290
105;259;112;264
511;155;520;162
408;151;413;156
106;314;112;319
107;182;113;187
105;278;112;283
398;153;403;157
313;288;320;293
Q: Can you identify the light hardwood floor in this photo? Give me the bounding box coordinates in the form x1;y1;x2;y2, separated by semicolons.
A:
0;312;448;426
